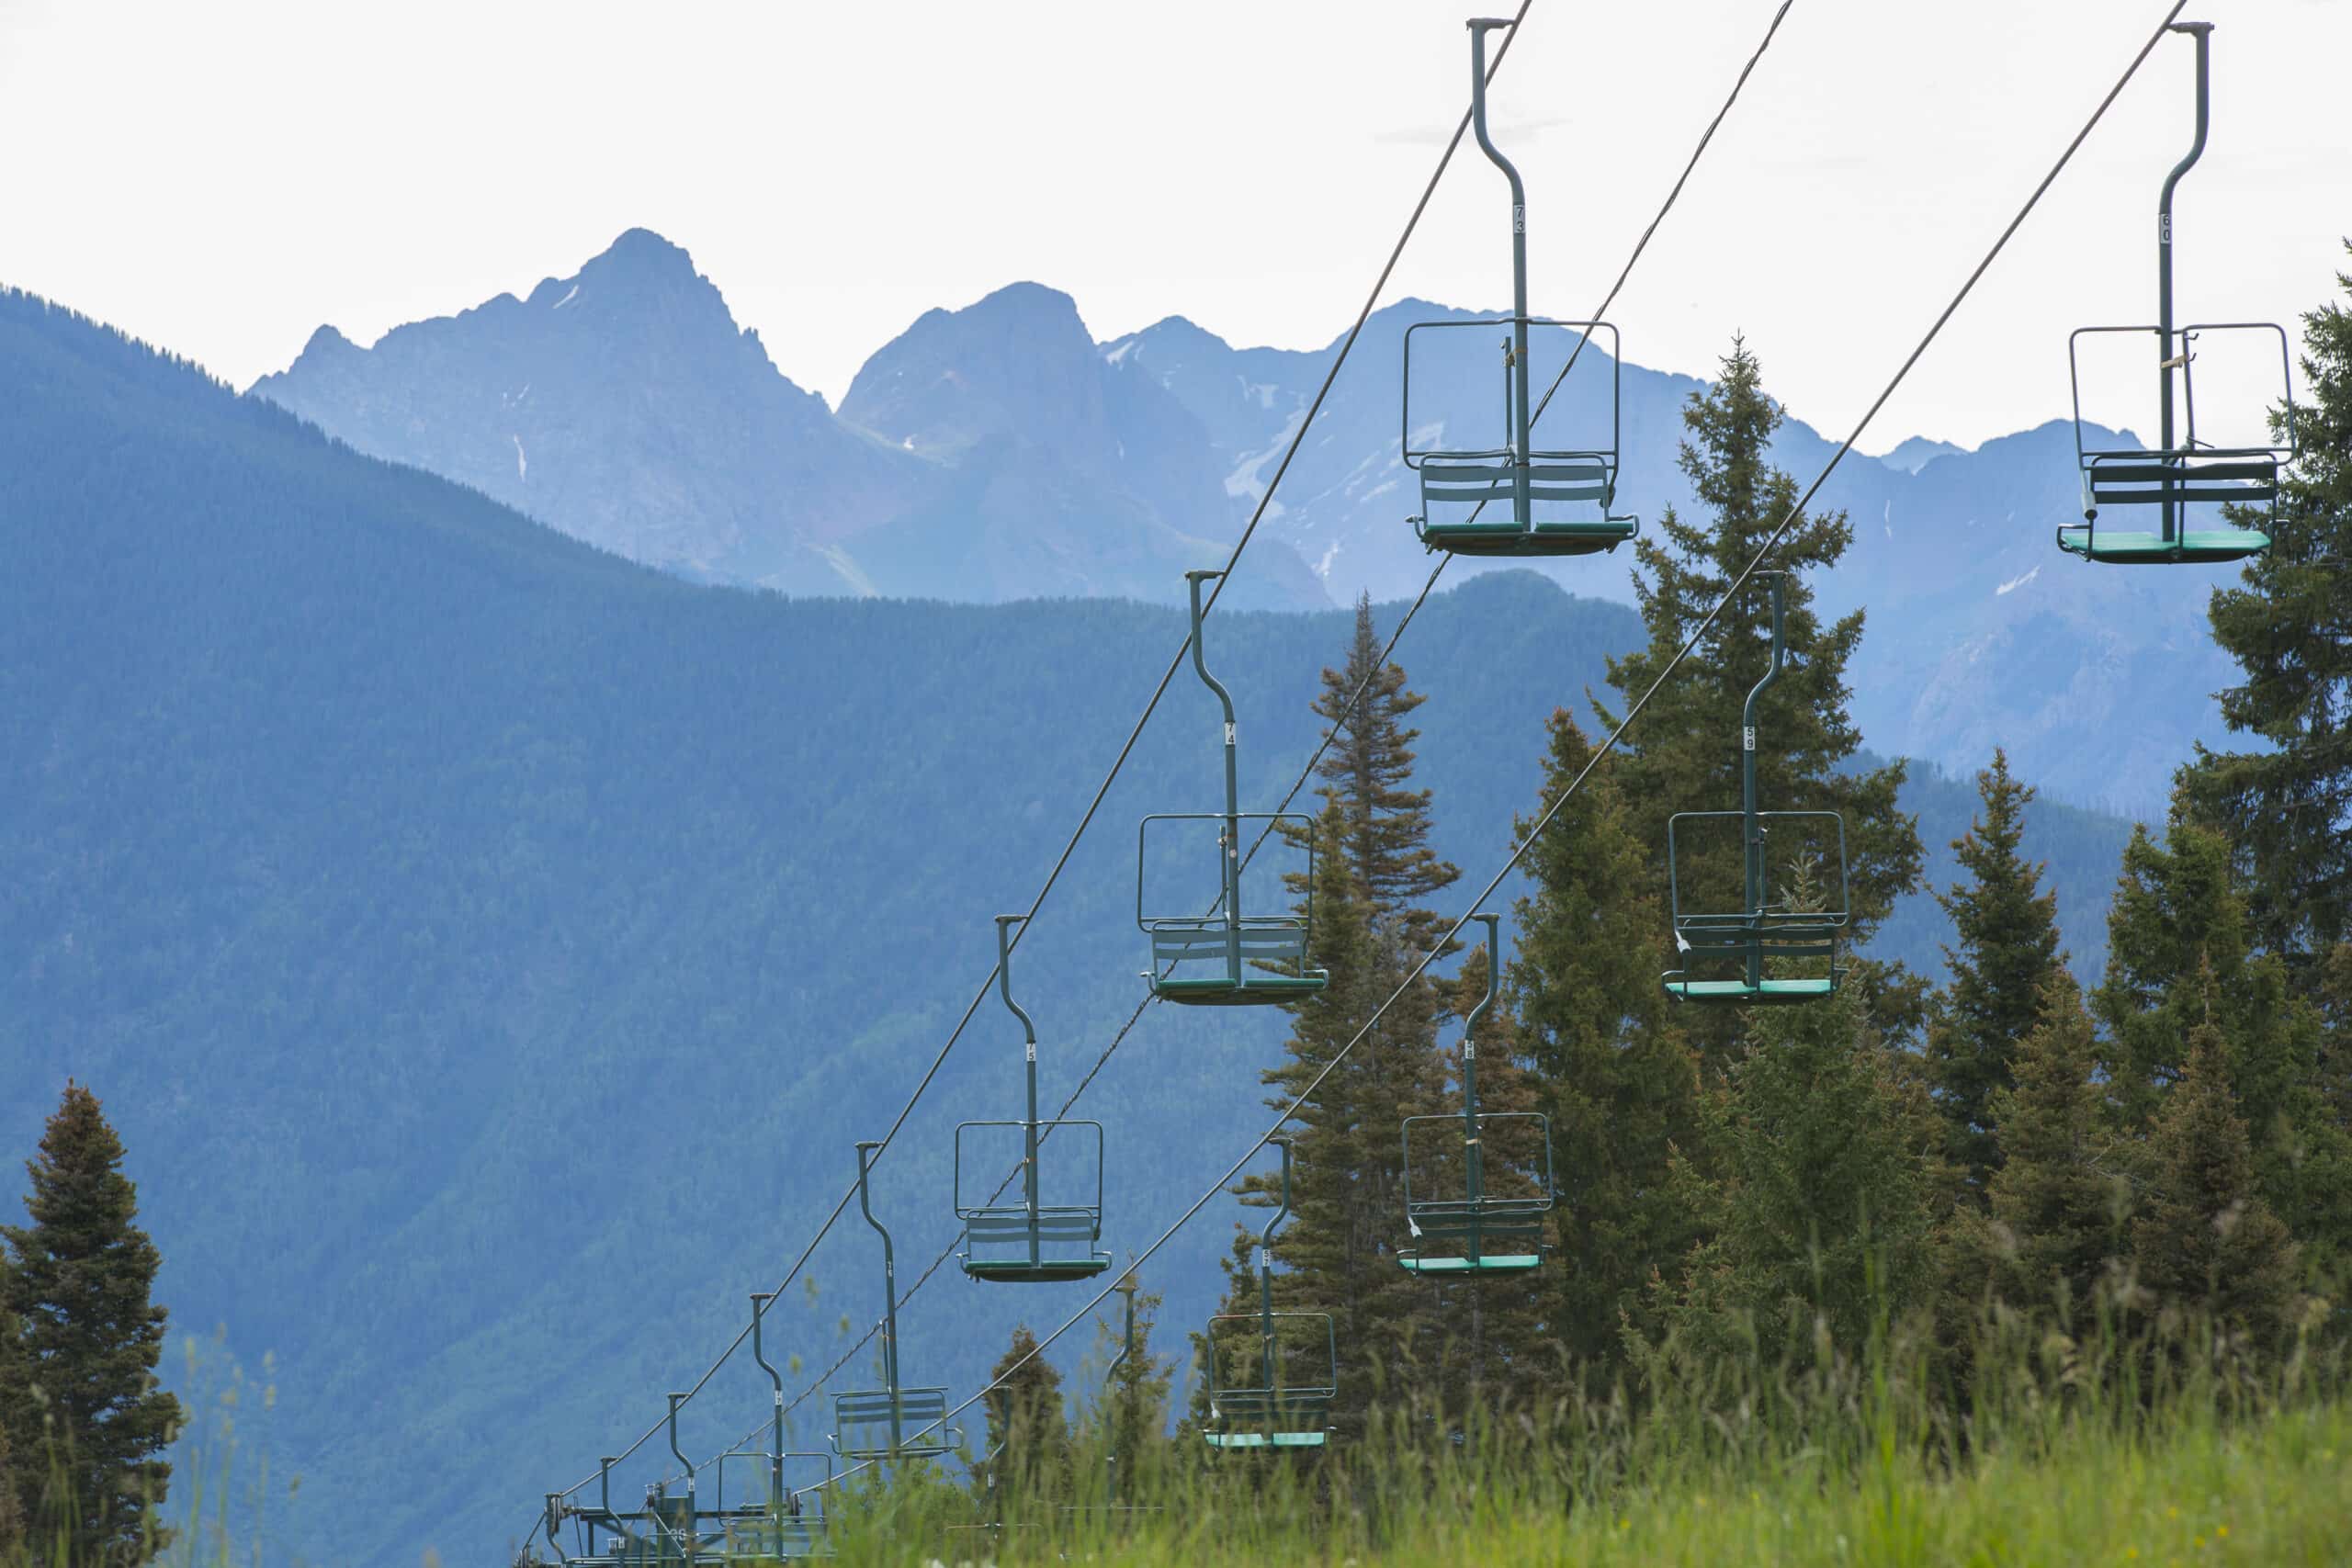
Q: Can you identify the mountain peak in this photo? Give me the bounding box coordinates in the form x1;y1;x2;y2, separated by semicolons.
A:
588;226;697;277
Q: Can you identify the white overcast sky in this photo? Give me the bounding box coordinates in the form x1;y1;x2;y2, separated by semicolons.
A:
1;0;2345;451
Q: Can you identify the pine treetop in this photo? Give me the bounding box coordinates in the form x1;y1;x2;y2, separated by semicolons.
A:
1930;750;2066;1197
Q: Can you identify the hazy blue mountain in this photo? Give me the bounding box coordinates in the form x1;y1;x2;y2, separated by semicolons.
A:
6;290;2134;1567
835;281;1326;609
250;227;915;593
1876;434;1969;474
254;234;1327;611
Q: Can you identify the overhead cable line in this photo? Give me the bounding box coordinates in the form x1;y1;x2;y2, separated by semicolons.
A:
828;0;2198;1479
680;0;1802;1486
534;0;1540;1514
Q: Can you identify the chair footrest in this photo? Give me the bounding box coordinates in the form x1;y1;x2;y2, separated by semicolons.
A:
2056;526;2270;564
1397;1252;1543;1274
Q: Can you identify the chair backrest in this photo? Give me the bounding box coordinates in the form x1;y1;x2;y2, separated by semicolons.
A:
962;1208;1101;1243
1418;457;1615;510
1674;913;1843;962
2084;453;2279;509
1402;1204;1546;1240
832;1388;953;1459
1148;919;1308;969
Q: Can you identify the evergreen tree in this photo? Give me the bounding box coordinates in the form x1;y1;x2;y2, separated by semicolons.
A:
1080;1279;1170;1503
1599;337;1923;1064
2;1082;182;1562
1645;986;1939;1371
1948;978;2129;1321
1507;710;1704;1385
977;1325;1069;1508
1646;991;1938;1372
1928;750;2066;1199
2130;1027;2300;1348
2092;809;2352;1273
1312;592;1460;947
1223;618;1464;1432
2183;250;2352;989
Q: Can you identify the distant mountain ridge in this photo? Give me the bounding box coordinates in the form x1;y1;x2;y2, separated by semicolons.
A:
255;229;2250;812
254;231;1328;610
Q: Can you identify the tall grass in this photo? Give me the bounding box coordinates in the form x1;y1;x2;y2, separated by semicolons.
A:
802;1288;2348;1567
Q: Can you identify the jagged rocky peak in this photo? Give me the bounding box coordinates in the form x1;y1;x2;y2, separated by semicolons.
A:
839;280;1113;460
507;226;746;343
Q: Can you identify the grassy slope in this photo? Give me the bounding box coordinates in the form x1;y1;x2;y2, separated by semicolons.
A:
840;1402;2352;1567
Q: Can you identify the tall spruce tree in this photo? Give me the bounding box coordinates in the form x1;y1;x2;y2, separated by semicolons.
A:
977;1325;1069;1508
1222;613;1461;1431
1600;337;1923;1064
1080;1279;1169;1502
2183;250;2352;990
1947;977;2130;1322
1929;750;2066;1200
1313;592;1459;946
1644;985;1939;1371
3;1082;182;1562
1508;710;1703;1386
2092;808;2352;1273
2130;1026;2300;1348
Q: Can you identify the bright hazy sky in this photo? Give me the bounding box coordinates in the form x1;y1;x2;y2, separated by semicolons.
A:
2;0;2345;451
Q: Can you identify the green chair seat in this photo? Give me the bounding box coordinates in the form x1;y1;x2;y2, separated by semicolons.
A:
1204;1430;1327;1450
1418;518;1635;558
1153;974;1329;1007
1396;1252;1542;1274
1664;976;1836;1005
2055;526;2269;565
960;1257;1112;1283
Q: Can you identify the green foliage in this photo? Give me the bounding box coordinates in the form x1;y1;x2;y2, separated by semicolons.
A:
1600;336;1925;1060
978;1325;1069;1508
2131;1026;2302;1350
2093;810;2352;1272
1645;985;1939;1371
1928;750;2066;1198
3;1082;181;1563
1508;710;1702;1382
1312;593;1460;947
1077;1277;1170;1504
2184;246;2352;987
1225;606;1465;1431
1945;976;2130;1330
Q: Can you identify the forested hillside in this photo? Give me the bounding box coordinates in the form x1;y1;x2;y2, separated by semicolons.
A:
2;289;2132;1565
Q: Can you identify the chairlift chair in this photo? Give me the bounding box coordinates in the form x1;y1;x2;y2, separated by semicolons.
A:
2060;21;2297;565
1398;914;1555;1274
1203;1137;1338;1450
1660;573;1851;1005
831;1142;965;1461
1137;570;1329;1007
955;915;1112;1282
1404;18;1638;559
